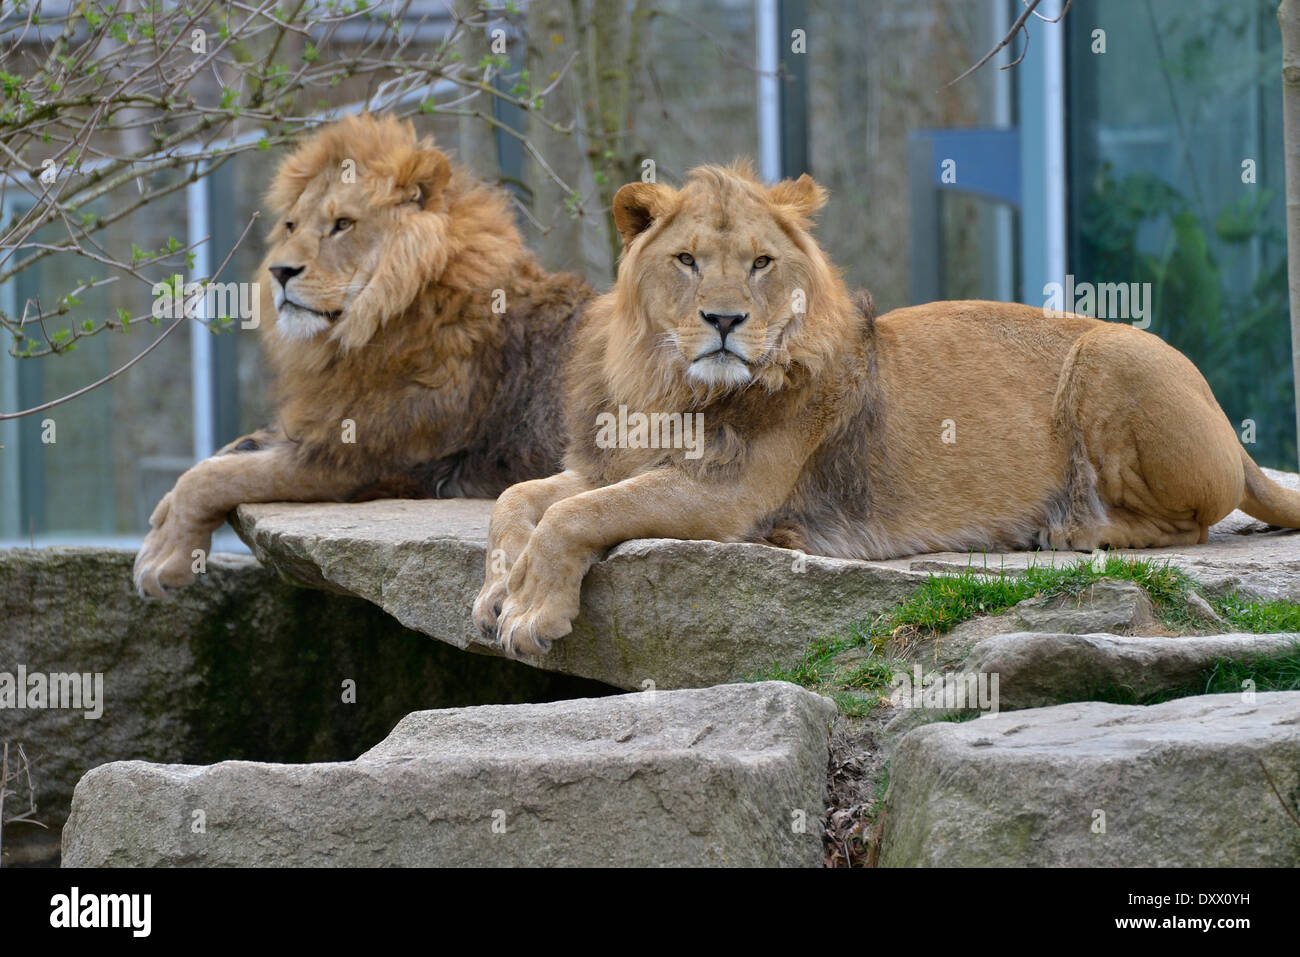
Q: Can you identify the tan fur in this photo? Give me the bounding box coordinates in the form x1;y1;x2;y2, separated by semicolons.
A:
474;162;1300;657
134;114;591;597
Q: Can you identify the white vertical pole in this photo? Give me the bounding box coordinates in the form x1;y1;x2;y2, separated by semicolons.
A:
187;164;214;462
756;0;781;183
1042;0;1068;291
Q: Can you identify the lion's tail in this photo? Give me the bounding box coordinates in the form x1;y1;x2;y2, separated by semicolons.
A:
1240;447;1300;528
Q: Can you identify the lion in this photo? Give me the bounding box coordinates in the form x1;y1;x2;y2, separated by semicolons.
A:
472;161;1300;657
133;113;591;597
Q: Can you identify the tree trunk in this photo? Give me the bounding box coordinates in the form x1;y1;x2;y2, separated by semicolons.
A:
455;0;502;182
1280;0;1300;469
572;0;649;274
525;0;589;274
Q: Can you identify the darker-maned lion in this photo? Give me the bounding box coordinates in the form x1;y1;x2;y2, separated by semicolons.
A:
473;161;1300;656
134;114;591;597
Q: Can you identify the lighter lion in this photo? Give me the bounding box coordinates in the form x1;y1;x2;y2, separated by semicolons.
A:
473;161;1300;657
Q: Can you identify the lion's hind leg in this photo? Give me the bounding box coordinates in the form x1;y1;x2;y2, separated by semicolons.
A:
1050;324;1243;551
1089;506;1206;549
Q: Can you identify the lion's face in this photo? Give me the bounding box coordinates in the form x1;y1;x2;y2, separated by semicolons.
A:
263;114;452;348
611;166;831;391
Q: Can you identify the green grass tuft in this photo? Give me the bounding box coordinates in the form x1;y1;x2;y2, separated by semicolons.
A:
1216;595;1300;633
885;571;1035;635
847;553;1202;653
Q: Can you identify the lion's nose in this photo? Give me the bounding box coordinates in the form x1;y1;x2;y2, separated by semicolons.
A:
269;264;305;288
701;310;749;338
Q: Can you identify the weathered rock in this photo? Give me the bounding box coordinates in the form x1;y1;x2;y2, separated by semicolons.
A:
927;580;1162;671
62;681;836;867
924;613;1024;671
880;692;1300;867
0;548;607;866
964;631;1300;711
231;500;927;691
1011;580;1154;634
1185;589;1226;625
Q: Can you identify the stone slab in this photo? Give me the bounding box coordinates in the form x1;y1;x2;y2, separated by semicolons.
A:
61;682;837;867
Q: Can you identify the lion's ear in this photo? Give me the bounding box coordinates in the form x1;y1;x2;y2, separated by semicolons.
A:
391;148;452;210
768;173;827;218
612;182;674;247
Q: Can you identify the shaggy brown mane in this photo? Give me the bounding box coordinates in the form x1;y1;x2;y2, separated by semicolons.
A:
133;113;590;597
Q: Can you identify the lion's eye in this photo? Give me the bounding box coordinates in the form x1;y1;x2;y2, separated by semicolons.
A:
676;252;695;267
284;221;295;234
753;255;772;270
332;217;354;235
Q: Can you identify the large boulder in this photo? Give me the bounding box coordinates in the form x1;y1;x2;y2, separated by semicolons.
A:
0;548;606;866
879;692;1300;867
230;499;927;691
963;631;1300;711
61;682;837;867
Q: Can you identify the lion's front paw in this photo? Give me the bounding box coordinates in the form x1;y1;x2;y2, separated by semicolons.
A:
494;543;584;658
497;593;575;657
132;493;213;598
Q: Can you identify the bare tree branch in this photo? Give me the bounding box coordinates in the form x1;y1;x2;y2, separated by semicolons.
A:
945;0;1074;88
0;742;47;868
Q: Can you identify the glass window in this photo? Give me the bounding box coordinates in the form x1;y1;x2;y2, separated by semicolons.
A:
1067;0;1293;469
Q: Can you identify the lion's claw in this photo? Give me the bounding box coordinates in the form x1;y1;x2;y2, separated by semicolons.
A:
496;596;565;657
471;575;509;638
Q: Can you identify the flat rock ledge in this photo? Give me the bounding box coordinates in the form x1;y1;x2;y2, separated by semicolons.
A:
879;691;1300;867
231;499;926;690
61;682;836;868
231;468;1300;690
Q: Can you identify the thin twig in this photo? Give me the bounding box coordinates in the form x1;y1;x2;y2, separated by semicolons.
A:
945;0;1073;88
